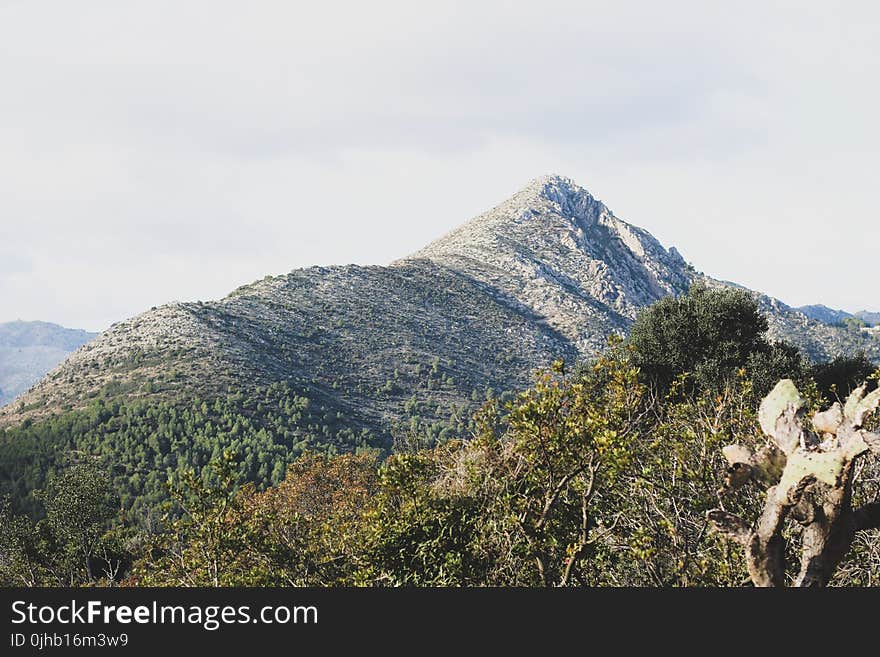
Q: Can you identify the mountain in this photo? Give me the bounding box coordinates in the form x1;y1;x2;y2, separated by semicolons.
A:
0;321;97;407
405;177;878;361
855;311;880;326
795;305;879;328
796;304;855;326
1;175;877;513
404;176;692;353
4;175;878;428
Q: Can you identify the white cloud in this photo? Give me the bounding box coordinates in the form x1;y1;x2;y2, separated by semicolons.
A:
1;1;878;331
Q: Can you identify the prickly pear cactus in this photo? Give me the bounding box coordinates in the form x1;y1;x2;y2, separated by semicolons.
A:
708;378;880;587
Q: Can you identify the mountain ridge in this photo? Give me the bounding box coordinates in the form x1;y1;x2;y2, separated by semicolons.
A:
2;175;878;518
2;175;877;437
796;304;879;328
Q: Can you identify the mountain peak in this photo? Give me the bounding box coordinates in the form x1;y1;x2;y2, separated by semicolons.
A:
505;174;601;225
520;173;584;195
4;175;877;442
403;175;694;351
406;175;609;263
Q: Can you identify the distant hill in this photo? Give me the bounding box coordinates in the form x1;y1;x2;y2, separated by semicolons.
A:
795;304;879;330
1;175;877;515
796;304;879;328
0;321;97;407
856;310;880;326
795;304;854;326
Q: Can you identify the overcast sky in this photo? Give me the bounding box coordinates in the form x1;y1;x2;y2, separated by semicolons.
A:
1;1;878;332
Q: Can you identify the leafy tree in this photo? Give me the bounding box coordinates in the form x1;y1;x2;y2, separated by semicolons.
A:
747;341;809;399
359;446;490;585
132;451;379;586
237;452;379;585
361;345;646;586
810;353;877;401
0;497;42;586
38;462;118;583
628;284;799;394
132;451;245;586
481;351;644;585
613;373;764;586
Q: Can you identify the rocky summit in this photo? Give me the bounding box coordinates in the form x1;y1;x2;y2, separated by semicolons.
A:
2;175;877;445
405;175;692;353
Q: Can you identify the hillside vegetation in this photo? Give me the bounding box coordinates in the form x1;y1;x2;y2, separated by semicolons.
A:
2;287;878;587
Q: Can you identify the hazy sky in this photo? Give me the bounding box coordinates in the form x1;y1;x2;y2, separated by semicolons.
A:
1;1;878;332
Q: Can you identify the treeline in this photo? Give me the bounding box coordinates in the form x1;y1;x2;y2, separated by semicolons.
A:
0;369;491;521
0;382;383;519
1;285;878;586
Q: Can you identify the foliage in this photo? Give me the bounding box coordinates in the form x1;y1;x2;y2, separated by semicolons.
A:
628;284;805;396
0;382;380;519
131;451;246;586
131;451;378;586
0;496;43;586
747;341;809;400
361;345;646;586
810;352;877;401
236;452;379;585
3;292;878;588
40;461;119;582
613;374;763;585
358;445;492;585
0;462;123;586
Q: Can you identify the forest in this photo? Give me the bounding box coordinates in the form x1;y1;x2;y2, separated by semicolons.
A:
1;285;878;587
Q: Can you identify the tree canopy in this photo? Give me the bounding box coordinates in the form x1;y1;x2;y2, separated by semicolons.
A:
628;284;805;395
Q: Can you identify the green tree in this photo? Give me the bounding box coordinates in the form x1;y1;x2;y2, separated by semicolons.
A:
361;344;645;586
359;446;490;585
628;284;800;394
0;497;42;586
133;451;244;586
132;451;379;586
747;341;808;399
810;353;877;401
614;373;763;586
238;452;379;585
39;462;118;583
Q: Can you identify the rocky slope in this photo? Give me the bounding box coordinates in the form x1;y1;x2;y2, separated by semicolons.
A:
0;262;577;443
796;304;856;326
3;175;877;436
404;176;693;353
405;176;880;362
